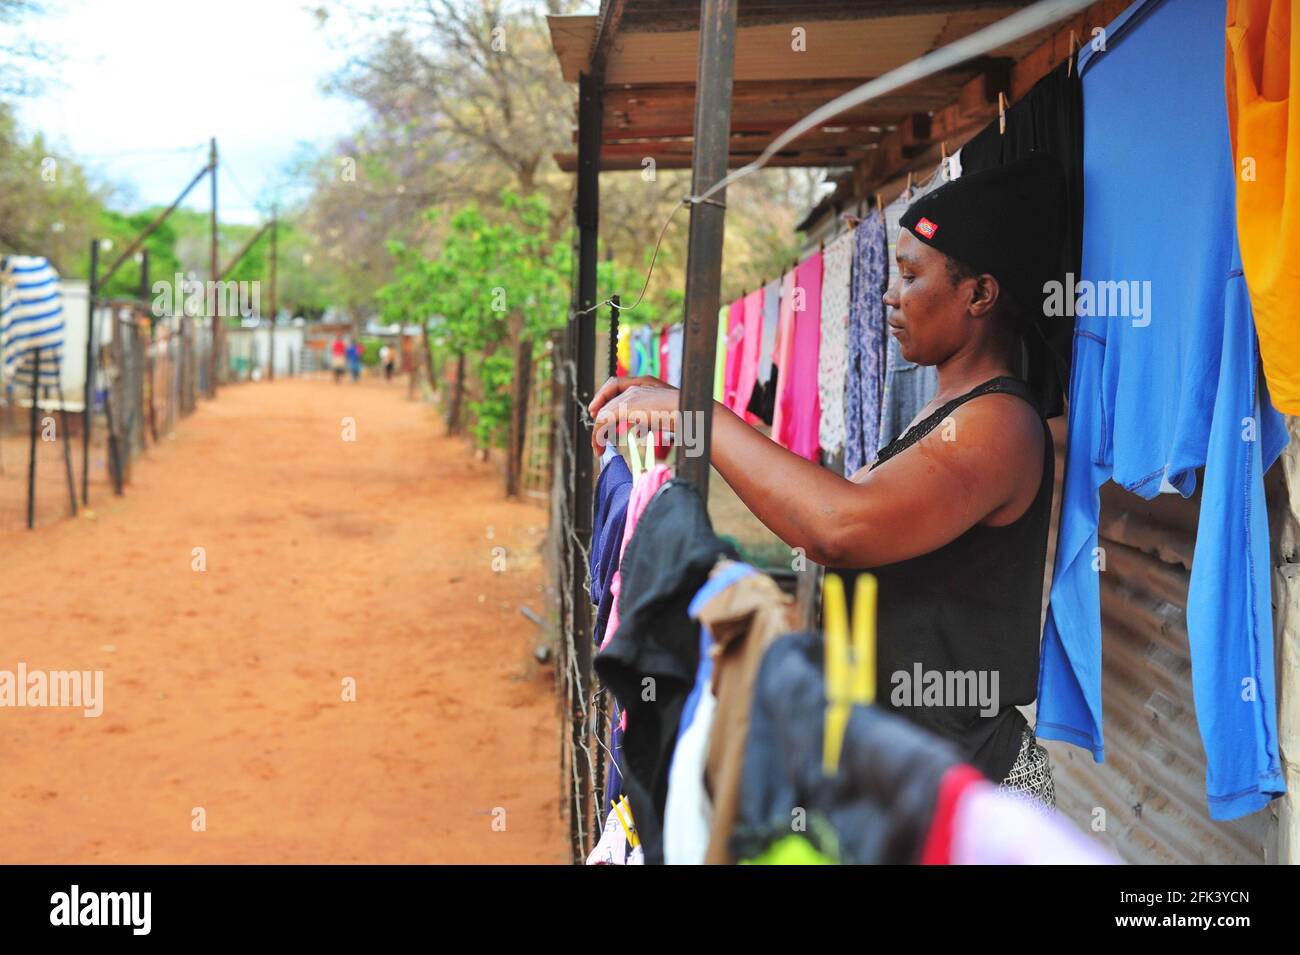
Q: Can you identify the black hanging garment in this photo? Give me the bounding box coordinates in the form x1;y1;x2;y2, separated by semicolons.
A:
958;58;1083;420
594;479;737;864
840;376;1055;783
745;365;779;426
731;631;964;864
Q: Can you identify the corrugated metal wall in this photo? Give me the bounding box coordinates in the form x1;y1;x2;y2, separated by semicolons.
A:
1272;417;1299;862
1040;425;1275;864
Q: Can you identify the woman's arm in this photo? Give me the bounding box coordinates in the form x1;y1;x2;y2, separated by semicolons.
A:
589;376;1041;568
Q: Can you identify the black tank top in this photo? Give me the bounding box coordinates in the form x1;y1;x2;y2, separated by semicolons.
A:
838;376;1054;782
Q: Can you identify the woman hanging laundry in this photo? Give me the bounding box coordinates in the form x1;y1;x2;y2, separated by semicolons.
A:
589;154;1066;804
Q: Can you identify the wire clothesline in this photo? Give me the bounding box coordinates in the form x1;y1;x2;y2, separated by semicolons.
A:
577;0;1094;319
604;143;953;336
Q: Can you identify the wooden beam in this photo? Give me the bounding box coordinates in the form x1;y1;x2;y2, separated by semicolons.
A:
588;0;628;81
549;8;1039;85
554;149;864;172
853;0;1130;195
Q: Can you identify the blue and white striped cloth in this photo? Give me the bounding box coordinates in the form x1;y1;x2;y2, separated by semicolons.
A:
1;255;64;387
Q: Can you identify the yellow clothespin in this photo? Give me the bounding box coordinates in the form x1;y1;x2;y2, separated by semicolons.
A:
874;192;883;212
626;420;644;481
998;92;1008;135
1067;30;1080;77
613;796;640;848
822;572;877;776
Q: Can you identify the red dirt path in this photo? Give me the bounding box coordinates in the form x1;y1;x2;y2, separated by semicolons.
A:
0;376;564;863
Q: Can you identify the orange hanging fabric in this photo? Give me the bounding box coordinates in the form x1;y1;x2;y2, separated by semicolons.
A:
1226;0;1300;413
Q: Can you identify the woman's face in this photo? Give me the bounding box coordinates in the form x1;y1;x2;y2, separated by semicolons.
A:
882;230;975;366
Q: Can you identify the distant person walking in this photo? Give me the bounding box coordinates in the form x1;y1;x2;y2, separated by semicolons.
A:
347;339;363;382
380;343;395;382
331;334;346;384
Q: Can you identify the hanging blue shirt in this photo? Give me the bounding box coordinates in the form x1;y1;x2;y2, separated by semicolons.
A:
1037;0;1288;821
590;448;633;645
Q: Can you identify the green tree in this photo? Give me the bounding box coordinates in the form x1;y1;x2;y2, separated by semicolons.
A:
378;189;572;494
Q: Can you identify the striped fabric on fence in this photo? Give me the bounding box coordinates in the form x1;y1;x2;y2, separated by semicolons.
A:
1;255;64;388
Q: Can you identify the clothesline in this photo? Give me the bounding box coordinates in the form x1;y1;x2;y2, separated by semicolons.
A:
576;0;1096;320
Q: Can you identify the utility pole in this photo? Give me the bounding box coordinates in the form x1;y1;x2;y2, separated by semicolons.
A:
208;136;219;397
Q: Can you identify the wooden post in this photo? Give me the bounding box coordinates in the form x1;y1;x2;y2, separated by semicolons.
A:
675;0;738;498
208;136;219;397
564;69;603;861
26;347;40;529
104;320;123;497
268;209;277;381
507;336;532;499
143;250;159;444
56;372;77;518
81;239;98;506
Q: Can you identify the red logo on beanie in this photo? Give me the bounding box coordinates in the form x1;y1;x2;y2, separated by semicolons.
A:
915;217;938;239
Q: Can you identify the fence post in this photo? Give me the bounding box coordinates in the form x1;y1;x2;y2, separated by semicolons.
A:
209;136;220;398
82;239;98;506
26;346;40;529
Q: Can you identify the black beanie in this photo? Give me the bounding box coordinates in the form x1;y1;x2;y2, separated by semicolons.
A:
899;151;1067;319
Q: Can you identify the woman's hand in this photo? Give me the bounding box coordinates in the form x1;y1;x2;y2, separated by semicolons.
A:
587;375;681;451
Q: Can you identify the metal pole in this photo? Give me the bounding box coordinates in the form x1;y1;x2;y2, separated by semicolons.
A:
568;69;602;861
268;210;277;381
675;0;738;498
82;239;98;506
142;249;158;444
608;294;619;379
217;221;272;281
26;347;40;529
595;288;616;839
98;164;209;287
56;374;77;518
209;136;219;397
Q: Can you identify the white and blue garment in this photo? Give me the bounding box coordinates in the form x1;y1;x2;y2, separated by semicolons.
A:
844;209;888;475
1;255;64;387
1037;0;1287;820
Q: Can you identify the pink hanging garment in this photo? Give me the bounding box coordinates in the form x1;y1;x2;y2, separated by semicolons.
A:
659;326;671;383
948;783;1117;865
723;298;745;411
776;252;823;461
734;288;764;424
770;270;797;441
600;462;673;651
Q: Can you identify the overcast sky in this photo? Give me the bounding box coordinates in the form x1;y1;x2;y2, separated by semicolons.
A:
13;0;368;224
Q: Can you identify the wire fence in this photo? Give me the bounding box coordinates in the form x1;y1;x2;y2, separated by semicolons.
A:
0;308;307;534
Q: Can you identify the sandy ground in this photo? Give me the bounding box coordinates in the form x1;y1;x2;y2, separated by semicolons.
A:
0;376;564;863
